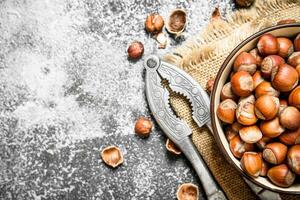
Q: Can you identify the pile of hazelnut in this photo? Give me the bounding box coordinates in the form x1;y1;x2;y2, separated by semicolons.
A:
217;32;300;188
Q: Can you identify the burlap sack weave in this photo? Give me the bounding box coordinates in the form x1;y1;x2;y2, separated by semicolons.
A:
164;0;300;199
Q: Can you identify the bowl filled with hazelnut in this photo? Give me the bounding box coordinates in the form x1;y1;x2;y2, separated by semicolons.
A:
211;23;300;193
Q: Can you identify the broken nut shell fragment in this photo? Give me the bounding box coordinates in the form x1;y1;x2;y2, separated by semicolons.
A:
101;146;124;168
176;183;199;200
166;9;187;37
166;138;181;155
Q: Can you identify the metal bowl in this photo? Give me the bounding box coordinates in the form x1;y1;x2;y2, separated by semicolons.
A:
210;23;300;194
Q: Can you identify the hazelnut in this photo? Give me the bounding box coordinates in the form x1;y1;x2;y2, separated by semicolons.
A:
288;86;300;109
254;95;279;120
271;63;298;92
278;99;288;114
231;71;254;97
279;106;300;130
249;48;263;66
100;146;124;168
252;71;264;89
176;183;199;200
240;152;262;177
206;77;215;94
239;125;262;144
217;99;237;124
258;153;269;177
261;55;284;79
256;136;272;150
255;81;280;98
257;34;279;56
279;127;300;145
263;142;287;164
236;95;257;126
277;37;294;58
127;41;144;59
294;33;300;51
166;138;181;155
233;52;257;74
166;9;187;37
267;164;295;187
277;19;297;25
230;135;254;158
260;117;285;138
287;145;300;174
287;51;300;67
134;117;153;137
225;127;239;141
220;82;238;101
145;14;164;34
235;0;254;7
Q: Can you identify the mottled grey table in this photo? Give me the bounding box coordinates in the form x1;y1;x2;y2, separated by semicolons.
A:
0;0;234;199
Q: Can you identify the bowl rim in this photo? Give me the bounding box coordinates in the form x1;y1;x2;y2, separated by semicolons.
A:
210;23;300;194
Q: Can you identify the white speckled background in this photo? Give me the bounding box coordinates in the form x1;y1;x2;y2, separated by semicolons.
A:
0;0;234;199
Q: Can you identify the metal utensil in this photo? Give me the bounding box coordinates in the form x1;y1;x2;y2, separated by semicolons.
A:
144;55;281;200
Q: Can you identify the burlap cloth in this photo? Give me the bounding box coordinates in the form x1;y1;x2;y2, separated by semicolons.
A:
164;0;300;199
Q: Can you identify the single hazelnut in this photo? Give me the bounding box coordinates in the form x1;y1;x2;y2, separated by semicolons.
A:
277;37;294;58
233;52;257;74
255;81;280;98
166;138;181;155
134;117;153;137
225;127;239;141
206;77;215;94
294;33;300;51
271;63;298;92
287;52;300;67
239;125;262;144
263;142;287;164
277;19;297;25
288;86;300;109
217;99;237;124
145;14;164;34
260;117;285;138
176;183;199;200
230;135;254;158
279;106;300;130
240;152;262;177
279;127;300;145
252;71;264;89
257;34;279;56
236;95;257;126
231;71;254;97
254;95;279;120
127;41;144;59
287;145;300;174
249;48;263;66
258;153;270;177
235;0;254;7
267;164;295;187
256;136;272;150
220;82;238;101
100;146;124;168
261;55;284;79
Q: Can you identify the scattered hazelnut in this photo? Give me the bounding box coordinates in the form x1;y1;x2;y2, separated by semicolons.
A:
279;127;300;145
239;125;262;143
100;146;123;168
145;14;164;34
267;164;295;187
254;95;279;120
220;82;238;101
263;142;287;165
231;71;254;97
294;33;300;51
249;48;263;66
288;86;300;109
230;135;254;158
127;41;144;59
176;183;199;200
233;52;257;74
134;117;153;137
166;138;181;155
260;117;285;138
287;145;300;174
241;152;262;177
257;34;279;56
236;95;257;126
277;37;294;58
217;99;237;124
252;71;264;89
277;19;296;25
279;106;300;130
287;52;300;67
206;77;215;94
271;63;298;92
255;81;280;98
235;0;254;7
260;55;284;79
